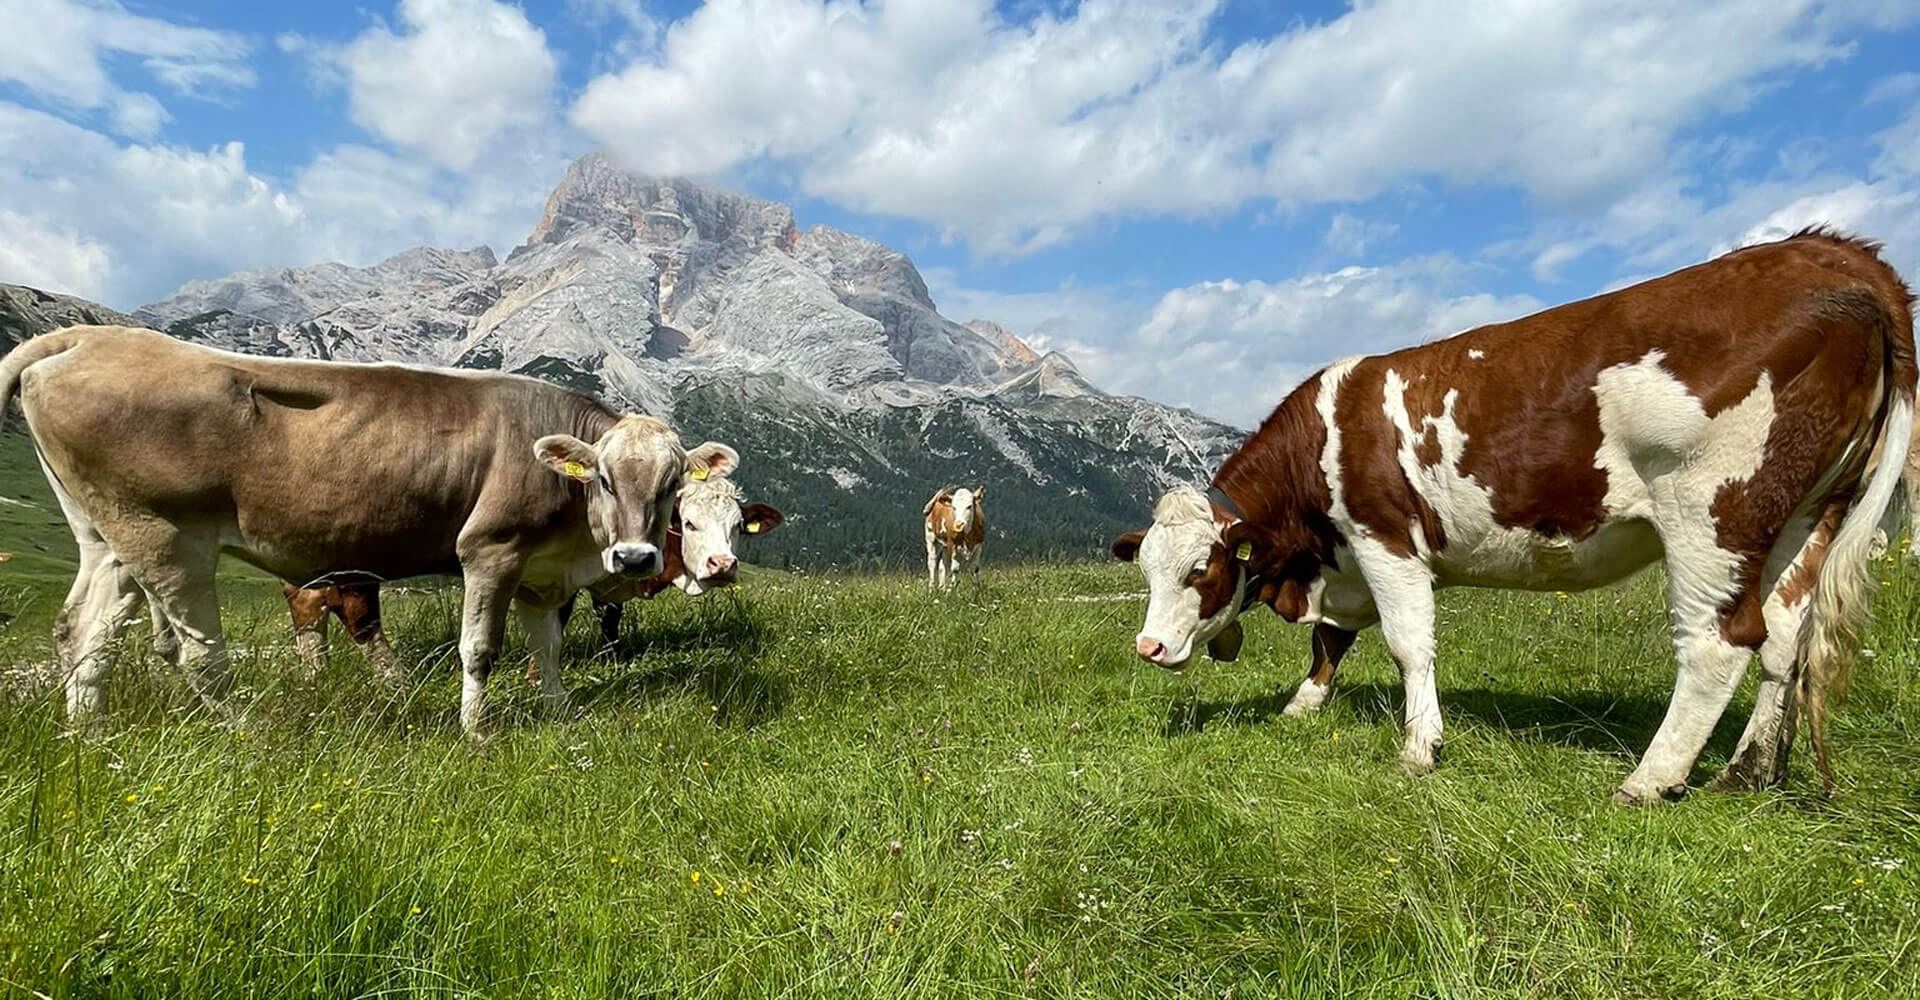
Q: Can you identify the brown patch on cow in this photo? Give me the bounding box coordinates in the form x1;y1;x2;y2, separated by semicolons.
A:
1774;504;1846;610
1190;542;1241;620
1719;591;1769;650
1309;624;1357;686
1326;362;1449;556
1211;380;1340;599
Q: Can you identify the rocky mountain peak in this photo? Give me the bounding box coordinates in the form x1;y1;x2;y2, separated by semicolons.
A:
525;152;796;255
965;320;1042;369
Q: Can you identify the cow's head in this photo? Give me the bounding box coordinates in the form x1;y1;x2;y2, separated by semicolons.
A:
672;443;784;595
1110;486;1269;669
535;415;704;578
949;485;984;530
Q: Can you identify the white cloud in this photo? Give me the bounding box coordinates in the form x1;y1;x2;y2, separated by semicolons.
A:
298;0;558;169
571;0;1915;257
931;257;1542;428
0;0;253;137
0;101;570;308
1322;213;1399;261
0;208;114;301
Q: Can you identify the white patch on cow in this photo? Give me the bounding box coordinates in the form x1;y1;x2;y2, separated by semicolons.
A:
1593;351;1773;600
1281;675;1333;716
1346;534;1444;772
950;488;976;531
1316;358;1363;533
1467;349;1486;360
676;476;747;595
1132;487;1243;665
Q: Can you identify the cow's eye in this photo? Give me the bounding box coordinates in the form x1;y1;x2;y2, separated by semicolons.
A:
684;520;697;532
598;474;615;497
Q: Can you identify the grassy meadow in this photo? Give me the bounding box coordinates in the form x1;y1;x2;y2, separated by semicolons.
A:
3;445;1920;997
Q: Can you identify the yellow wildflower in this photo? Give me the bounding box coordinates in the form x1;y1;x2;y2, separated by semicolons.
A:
124;794;138;804
690;871;702;883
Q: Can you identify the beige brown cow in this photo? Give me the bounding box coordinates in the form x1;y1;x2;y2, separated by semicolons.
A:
2;325;723;736
924;485;986;588
1112;229;1915;802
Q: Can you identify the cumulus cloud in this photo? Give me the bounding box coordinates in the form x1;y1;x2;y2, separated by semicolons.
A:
931;257;1543;428
0;101;570;308
571;0;1915;256
0;0;253;137
294;0;558;169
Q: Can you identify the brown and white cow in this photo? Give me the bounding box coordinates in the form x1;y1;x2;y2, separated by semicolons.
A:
924;485;986;589
2;325;717;736
1112;230;1915;803
271;460;783;678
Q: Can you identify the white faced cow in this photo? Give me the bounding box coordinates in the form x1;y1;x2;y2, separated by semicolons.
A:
2;325;718;736
568;446;784;647
924;485;986;589
1113;229;1915;803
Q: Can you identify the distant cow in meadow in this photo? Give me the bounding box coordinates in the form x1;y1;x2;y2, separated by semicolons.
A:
924;485;986;588
1111;229;1914;803
2;325;724;736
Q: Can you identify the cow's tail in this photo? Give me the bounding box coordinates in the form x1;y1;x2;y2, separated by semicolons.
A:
1797;293;1918;790
0;329;85;434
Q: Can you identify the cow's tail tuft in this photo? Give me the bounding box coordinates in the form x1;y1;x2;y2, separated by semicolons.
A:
1;330;84;434
1797;332;1917;792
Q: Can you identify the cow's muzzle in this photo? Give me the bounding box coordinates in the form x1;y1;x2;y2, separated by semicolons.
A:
700;554;738;587
1134;635;1188;671
609;542;662;577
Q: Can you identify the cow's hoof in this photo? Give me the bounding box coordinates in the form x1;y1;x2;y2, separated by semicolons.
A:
1611;780;1688;806
1399;742;1442;775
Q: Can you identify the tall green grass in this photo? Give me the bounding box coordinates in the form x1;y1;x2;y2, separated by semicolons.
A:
2;559;1918;998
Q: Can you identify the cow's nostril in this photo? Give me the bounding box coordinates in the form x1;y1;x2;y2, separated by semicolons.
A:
1135;636;1166;662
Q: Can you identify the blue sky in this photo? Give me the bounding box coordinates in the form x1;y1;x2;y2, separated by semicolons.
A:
2;0;1918;426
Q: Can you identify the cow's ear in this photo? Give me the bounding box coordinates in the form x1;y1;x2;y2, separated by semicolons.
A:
1111;529;1146;562
974;484;987;500
1221;520;1279;568
535;435;597;483
685;441;739;482
741;503;784;536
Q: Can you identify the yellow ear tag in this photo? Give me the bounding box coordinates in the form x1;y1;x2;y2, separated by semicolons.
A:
563;460;587;479
745;522;761;534
1235;541;1253;562
691;468;709;481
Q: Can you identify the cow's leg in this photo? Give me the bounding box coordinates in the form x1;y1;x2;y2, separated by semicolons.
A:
455;561;520;738
333;584;402;688
283;584;331;680
147;593;181;668
136;542;234;717
593;595;623;647
967;543;982;583
925;526;939;589
515;601;570;717
940;544;955;590
1711;508;1839;792
1354;545;1442;772
1616;545;1764;805
1283;623;1357;717
950;543;966;587
56;543;141;721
